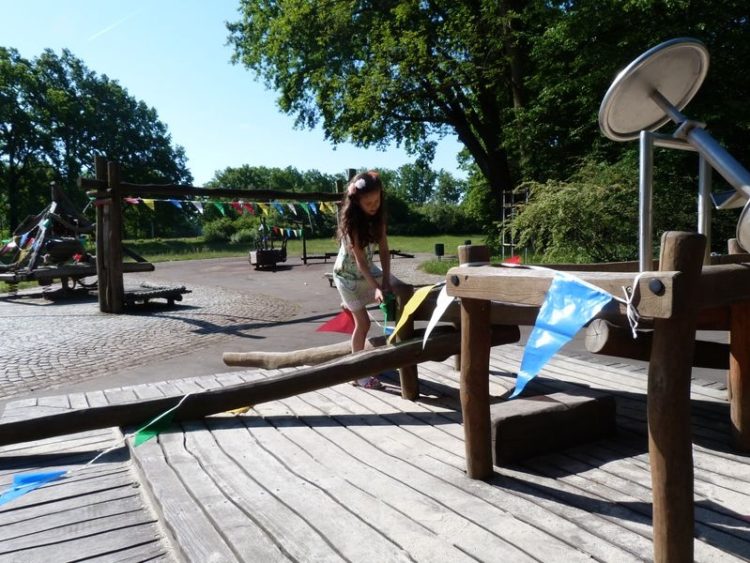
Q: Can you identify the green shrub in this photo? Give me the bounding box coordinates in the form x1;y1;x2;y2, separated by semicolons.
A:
202;217;236;242
230;228;258;244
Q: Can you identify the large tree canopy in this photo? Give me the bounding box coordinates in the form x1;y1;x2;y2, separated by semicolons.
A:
228;0;750;239
227;0;547;207
0;47;191;233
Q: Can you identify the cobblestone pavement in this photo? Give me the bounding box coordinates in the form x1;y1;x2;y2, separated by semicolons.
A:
0;254;445;405
0;282;301;400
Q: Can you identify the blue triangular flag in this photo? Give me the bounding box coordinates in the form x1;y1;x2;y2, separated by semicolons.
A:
0;470;67;506
511;273;612;398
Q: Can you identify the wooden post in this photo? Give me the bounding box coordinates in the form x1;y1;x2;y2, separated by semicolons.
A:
461;295;493;479
396;284;419;400
454;245;491;372
94;157;109;312
647;231;705;563
727;238;750;450
458;244;493;479
106;161;125;313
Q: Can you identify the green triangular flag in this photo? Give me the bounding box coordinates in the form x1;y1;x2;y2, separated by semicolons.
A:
133;411;176;446
132;396;191;447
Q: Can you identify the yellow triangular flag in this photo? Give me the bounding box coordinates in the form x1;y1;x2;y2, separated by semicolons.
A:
142;198;155;211
257;202;270;215
387;283;438;343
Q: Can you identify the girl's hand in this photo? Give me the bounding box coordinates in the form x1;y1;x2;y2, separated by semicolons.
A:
374;287;385;304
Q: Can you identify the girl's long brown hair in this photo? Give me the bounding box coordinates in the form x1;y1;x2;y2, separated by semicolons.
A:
337;171;386;248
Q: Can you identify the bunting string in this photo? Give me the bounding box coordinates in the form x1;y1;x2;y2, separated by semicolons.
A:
0;393;193;507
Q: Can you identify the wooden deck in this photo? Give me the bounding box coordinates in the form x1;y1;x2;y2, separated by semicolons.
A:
1;345;749;562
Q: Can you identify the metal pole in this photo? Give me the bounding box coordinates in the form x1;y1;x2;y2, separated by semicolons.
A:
639;130;655;272
698;155;712;264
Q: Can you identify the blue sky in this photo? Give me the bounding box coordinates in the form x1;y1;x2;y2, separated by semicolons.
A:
3;1;466;185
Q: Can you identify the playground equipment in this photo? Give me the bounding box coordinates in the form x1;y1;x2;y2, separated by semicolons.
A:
82;157;342;313
0;325;520;447
0;183;153;292
249;217;287;270
445;38;750;562
598;37;750;268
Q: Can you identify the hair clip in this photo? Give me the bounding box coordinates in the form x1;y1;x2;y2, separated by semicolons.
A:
347;177;367;195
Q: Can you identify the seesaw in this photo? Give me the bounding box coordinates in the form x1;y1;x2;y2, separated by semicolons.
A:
0;326;519;447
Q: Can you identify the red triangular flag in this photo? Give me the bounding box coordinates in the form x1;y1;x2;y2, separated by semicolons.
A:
316;309;355;334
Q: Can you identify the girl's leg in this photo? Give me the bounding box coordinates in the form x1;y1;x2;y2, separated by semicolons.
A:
350;307;370;353
350;308;383;389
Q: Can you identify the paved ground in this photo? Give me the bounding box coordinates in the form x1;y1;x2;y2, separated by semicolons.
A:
0;252;728;414
0;253;443;410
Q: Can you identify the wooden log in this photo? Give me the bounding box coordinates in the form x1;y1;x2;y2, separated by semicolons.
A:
584;318;729;369
648;231;705;563
107;161;125;313
94;157;108;312
453;245;491;374
225;340;354;368
491;390;616;465
395;284;419;400
0;326;520;447
223;335;387;368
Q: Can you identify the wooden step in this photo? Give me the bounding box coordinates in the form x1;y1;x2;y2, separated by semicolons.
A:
491;390;617;464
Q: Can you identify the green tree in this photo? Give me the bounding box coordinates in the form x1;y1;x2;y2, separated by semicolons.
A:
227;0;548;208
0;48;192;233
433;170;465;204
0;48;47;231
395;161;436;205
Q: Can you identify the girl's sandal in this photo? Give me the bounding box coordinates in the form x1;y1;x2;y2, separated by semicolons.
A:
354;376;385;390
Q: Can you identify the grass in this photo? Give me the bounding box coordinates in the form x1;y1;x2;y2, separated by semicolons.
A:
123;234;485;263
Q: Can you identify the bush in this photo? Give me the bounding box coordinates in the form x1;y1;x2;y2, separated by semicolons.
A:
230;228;258;244
202;218;237;242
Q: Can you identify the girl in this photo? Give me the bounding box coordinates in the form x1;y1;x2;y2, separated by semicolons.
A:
332;170;399;389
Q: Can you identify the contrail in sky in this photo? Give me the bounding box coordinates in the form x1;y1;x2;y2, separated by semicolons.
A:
88;9;142;42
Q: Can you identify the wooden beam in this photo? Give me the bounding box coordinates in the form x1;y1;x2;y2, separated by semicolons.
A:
648;231;705;563
584;318;729;369
94;157;108;312
728;238;750;451
0;327;519;447
81;178;343;202
446;265;678;319
106;161;125;313
729;301;750;451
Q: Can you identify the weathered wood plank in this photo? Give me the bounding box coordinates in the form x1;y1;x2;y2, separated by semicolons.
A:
157;423;290;561
130;436;239;562
177;420;347;562
267;388;630;561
